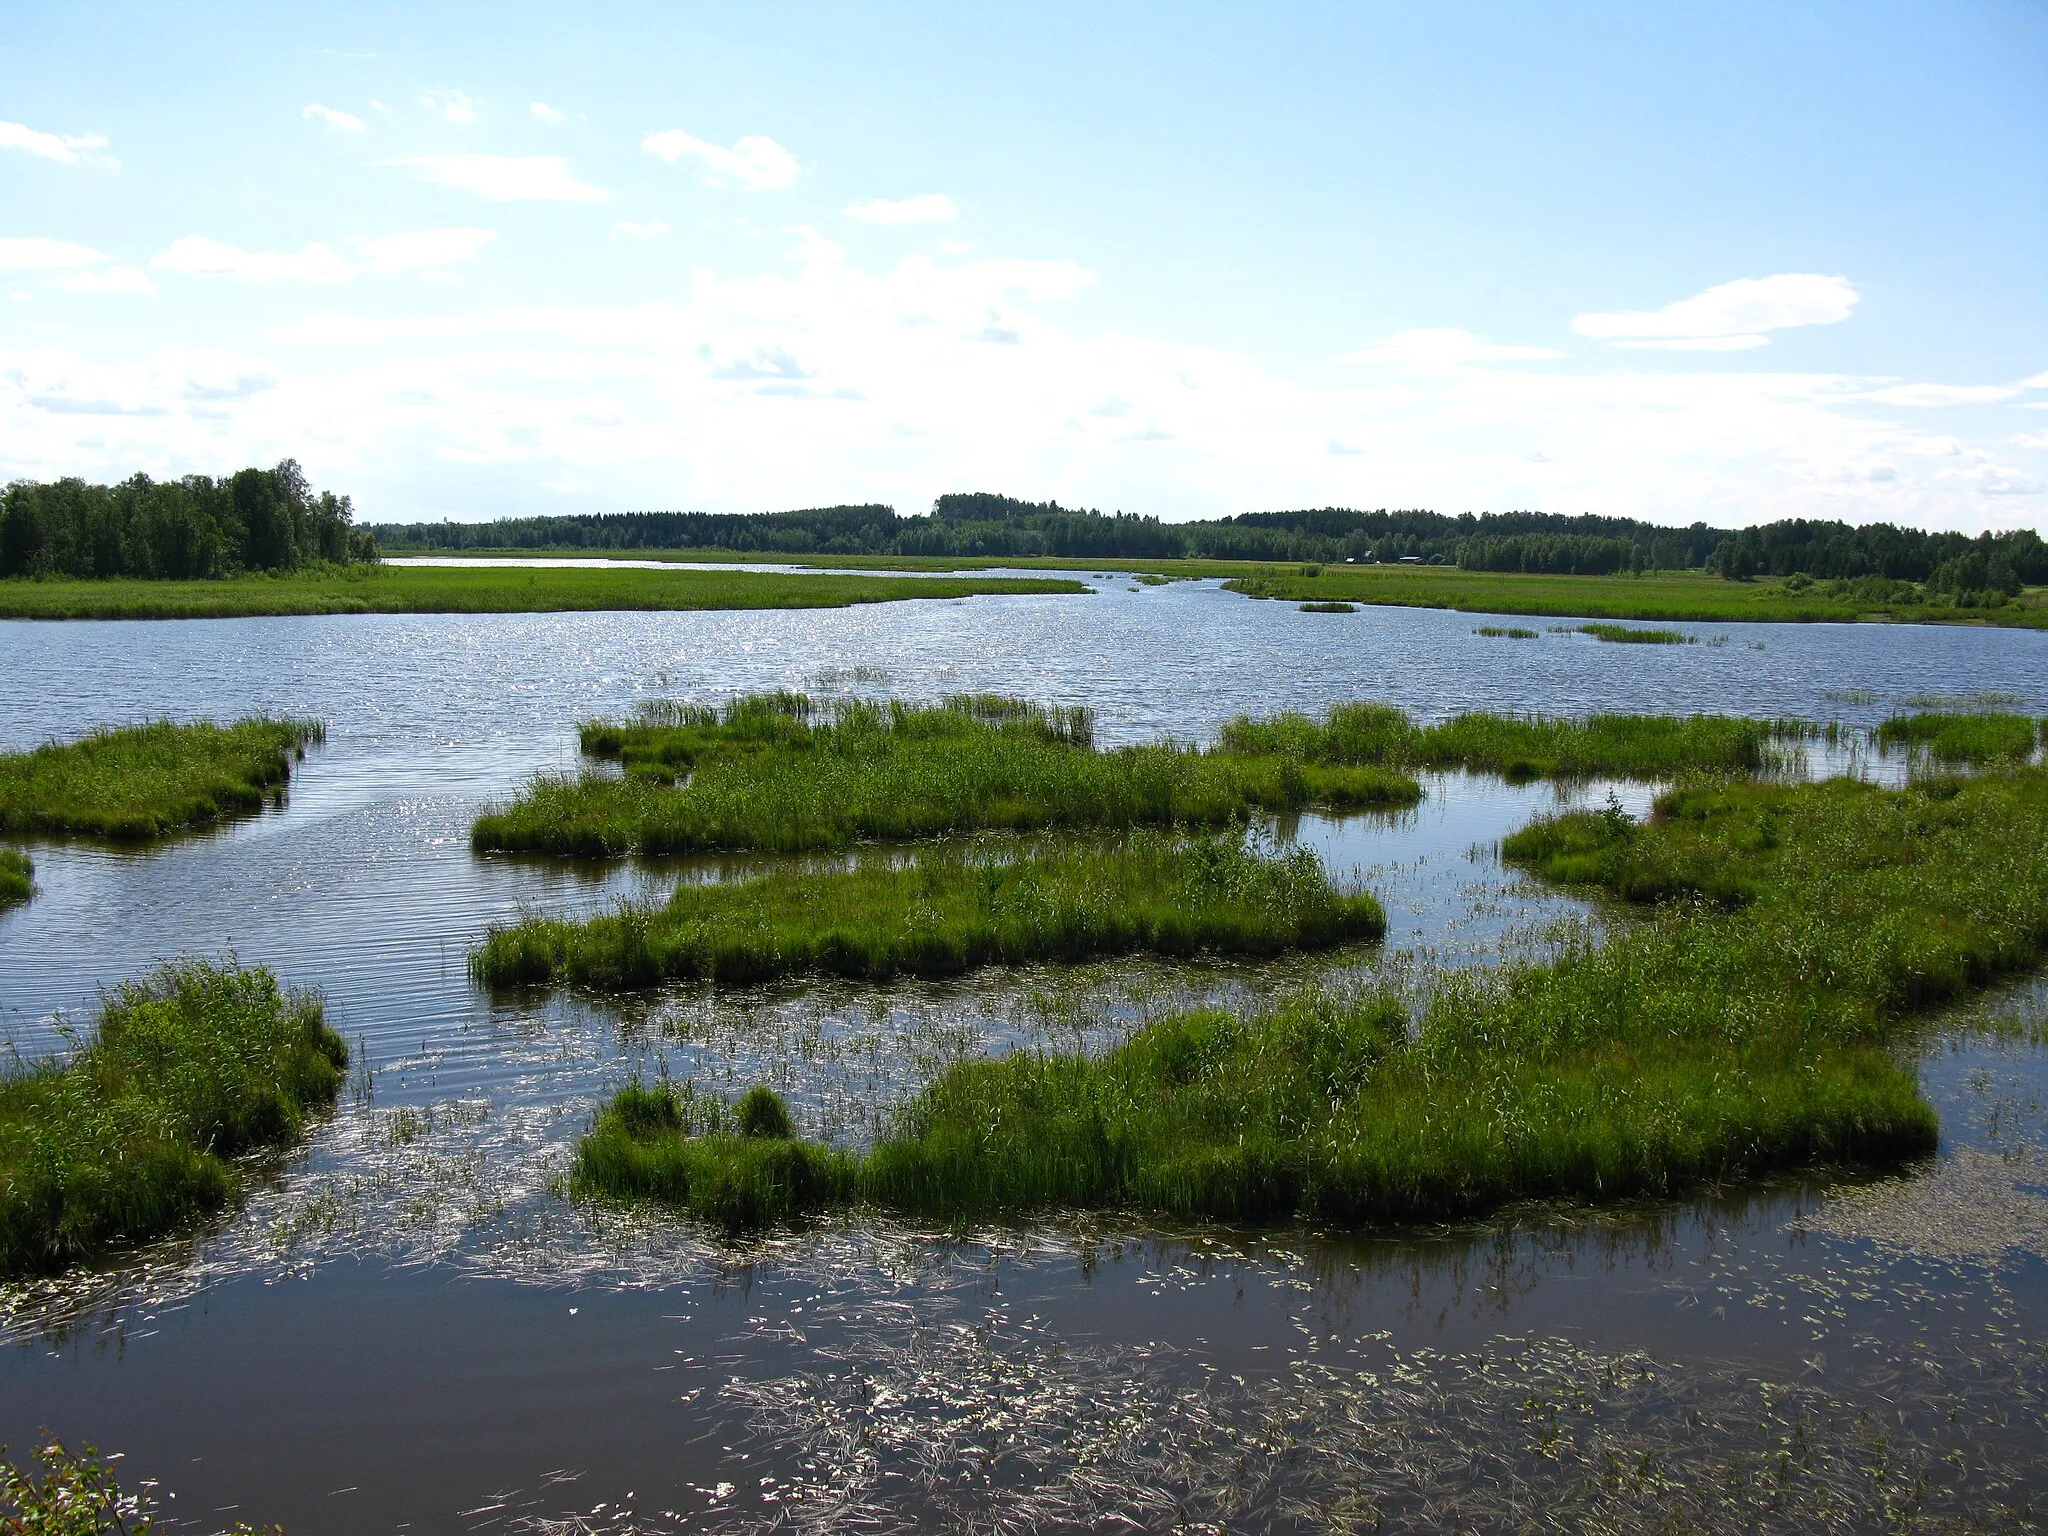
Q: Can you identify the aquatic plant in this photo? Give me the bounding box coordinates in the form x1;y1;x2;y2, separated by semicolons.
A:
1874;710;2038;764
1575;623;1691;644
0;960;347;1277
0;718;322;841
472;830;1386;990
0;1435;283;1535
0;850;28;906
1474;625;1540;638
1298;600;1357;613
475;694;1420;857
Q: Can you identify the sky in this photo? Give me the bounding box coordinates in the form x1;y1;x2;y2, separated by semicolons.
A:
3;0;2045;531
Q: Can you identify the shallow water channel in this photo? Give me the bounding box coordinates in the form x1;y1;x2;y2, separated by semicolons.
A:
3;580;2047;1533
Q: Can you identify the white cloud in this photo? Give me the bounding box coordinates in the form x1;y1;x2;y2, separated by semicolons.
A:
642;130;799;191
1344;328;1565;366
2021;370;2048;390
1860;383;2023;408
151;229;495;282
612;220;672;240
1574;274;1858;349
845;193;958;225
386;154;610;202
303;103;365;134
55;265;155;295
420;89;475;123
0;119;117;168
0;238;112;270
530;101;566;123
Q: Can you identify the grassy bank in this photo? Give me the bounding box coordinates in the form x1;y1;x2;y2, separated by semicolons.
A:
474;831;1385;990
0;564;1089;620
580;766;2048;1229
0;850;28;905
474;694;1421;857
1218;701;1783;780
0;718;321;840
0;960;347;1276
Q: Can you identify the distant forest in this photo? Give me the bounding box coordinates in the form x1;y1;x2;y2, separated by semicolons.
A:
375;492;2048;589
2;462;375;579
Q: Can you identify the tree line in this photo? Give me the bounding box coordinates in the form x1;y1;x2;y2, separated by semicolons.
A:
1;462;375;580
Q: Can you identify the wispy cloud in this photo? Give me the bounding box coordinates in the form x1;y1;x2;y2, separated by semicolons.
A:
612;220;672;241
303;103;366;134
1574;274;1858;350
151;229;497;282
1344;328;1565;366
55;266;155;295
642;130;798;191
0;119;117;168
845;193;957;225
419;89;476;123
0;238;113;270
530;102;566;123
385;154;610;202
1860;383;2023;408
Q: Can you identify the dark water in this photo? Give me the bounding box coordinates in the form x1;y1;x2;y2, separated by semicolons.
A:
2;582;2046;1533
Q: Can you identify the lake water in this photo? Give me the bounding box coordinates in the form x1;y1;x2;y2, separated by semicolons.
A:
2;580;2046;1534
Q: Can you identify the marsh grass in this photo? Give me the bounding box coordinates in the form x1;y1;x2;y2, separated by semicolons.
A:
0;718;323;841
1217;701;1781;780
0;960;347;1276
582;768;2048;1229
1299;600;1357;613
0;850;28;905
475;694;1420;857
1475;625;1540;639
473;830;1386;990
1576;623;1691;644
1874;710;2039;764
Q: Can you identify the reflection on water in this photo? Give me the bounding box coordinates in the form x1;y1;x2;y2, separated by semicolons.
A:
2;588;2046;1533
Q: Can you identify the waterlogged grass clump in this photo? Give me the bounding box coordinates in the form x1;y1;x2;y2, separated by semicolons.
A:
1875;710;2039;764
1475;625;1539;639
0;960;346;1276
582;767;2048;1230
474;831;1385;990
1298;600;1357;614
0;849;28;905
0;718;322;841
474;693;1421;857
1576;623;1692;645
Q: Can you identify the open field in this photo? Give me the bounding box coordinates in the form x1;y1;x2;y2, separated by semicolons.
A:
360;546;2048;627
0;961;346;1276
578;765;2048;1228
474;694;1421;857
0;718;321;841
473;830;1385;991
0;564;1090;620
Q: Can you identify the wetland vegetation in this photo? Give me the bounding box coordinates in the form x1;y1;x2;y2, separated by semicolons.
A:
0;718;321;841
0;850;28;905
580;764;2048;1229
473;830;1385;991
0;960;346;1277
1874;710;2041;764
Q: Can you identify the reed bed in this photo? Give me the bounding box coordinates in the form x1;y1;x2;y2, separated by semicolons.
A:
580;767;2048;1229
1217;700;1781;780
473;831;1385;990
1299;600;1358;613
1874;710;2039;764
0;849;28;905
474;694;1421;857
0;960;347;1276
1575;622;1692;644
0;717;323;841
1474;625;1539;638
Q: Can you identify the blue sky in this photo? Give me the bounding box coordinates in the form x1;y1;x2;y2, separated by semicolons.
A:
4;0;2044;530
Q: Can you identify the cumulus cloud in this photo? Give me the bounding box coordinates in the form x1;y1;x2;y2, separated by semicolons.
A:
612;220;671;240
0;119;117;168
420;89;475;123
385;154;609;202
530;102;566;123
1574;274;1858;350
1343;328;1565;366
303;103;365;133
0;238;113;270
151;229;496;282
642;130;799;191
845;193;958;225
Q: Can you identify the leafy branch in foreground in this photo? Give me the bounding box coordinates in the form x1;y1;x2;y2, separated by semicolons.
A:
0;1435;283;1534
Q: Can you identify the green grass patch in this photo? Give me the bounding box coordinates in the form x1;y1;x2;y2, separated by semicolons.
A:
1475;625;1540;639
1575;622;1691;645
585;768;2048;1230
1875;711;2040;764
0;849;28;905
0;718;321;841
473;830;1385;990
0;960;347;1276
474;694;1421;857
0;564;1090;620
1299;600;1357;614
1217;701;1781;781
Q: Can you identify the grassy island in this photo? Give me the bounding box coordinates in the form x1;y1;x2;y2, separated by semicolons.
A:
0;718;321;841
0;850;29;905
576;762;2048;1230
0;961;347;1276
474;831;1385;991
473;694;1422;858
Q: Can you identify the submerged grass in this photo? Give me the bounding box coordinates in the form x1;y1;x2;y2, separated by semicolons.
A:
474;830;1385;990
1874;710;2039;764
582;768;2048;1229
0;849;28;905
0;718;322;841
0;960;347;1276
474;694;1421;857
